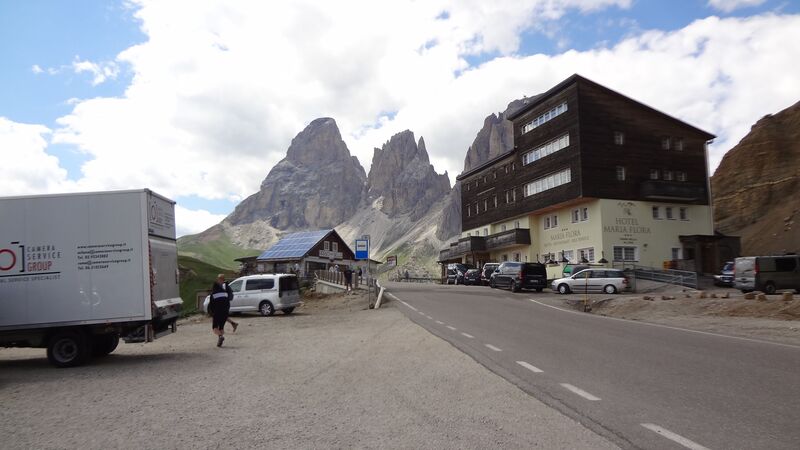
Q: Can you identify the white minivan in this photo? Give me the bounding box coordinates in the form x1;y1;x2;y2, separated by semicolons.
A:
203;274;302;316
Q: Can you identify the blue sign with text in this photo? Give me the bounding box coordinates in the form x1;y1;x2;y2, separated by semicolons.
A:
355;239;369;259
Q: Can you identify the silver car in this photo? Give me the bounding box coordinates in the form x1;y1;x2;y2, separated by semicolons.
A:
552;269;630;294
203;274;302;316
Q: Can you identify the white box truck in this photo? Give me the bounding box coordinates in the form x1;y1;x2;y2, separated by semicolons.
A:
0;189;182;367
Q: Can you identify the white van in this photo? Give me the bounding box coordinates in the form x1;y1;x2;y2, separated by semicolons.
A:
204;274;302;316
734;255;800;294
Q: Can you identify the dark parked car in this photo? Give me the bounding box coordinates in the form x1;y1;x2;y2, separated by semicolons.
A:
463;269;481;285
481;263;500;286
446;263;474;285
713;261;734;287
490;262;548;292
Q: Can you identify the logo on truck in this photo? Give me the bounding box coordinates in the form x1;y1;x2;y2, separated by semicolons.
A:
0;241;62;277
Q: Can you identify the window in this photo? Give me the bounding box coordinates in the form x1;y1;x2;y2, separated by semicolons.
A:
483;228;489;236
467;232;471;236
650;169;660;180
466;183;470;192
246;278;275;291
544;214;559;229
562;250;574;263
543;253;556;263
493;195;498;208
671;248;682;260
676;171;687;182
652;206;661;219
572;209;580;223
578;247;595;262
493;171;497;179
467;206;471;217
663;170;673;181
616;166;626;181
581;207;589;221
332;242;338;252
613;246;637;261
775;257;798;272
474;203;479;215
661;137;671;150
483;199;488;212
513;253;520;262
514;220;520;228
675;138;684;151
522;133;570;165
666;207;674;220
614;131;625;145
679;207;688;220
324;241;330;251
524;168;572;197
502;254;508;262
512;162;516;171
501;224;507;232
521;101;568;134
229;280;243;292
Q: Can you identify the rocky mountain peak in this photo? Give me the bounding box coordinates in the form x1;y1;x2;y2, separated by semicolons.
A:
284;117;352;168
367;130;450;219
228;117;367;230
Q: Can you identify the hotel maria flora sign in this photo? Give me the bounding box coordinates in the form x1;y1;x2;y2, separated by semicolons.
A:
604;201;651;244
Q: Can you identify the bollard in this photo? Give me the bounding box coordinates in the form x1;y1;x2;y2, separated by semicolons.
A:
756;293;767;302
743;292;756;300
782;292;794;302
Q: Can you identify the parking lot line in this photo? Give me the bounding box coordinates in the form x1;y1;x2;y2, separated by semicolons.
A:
485;344;502;352
461;332;474;339
446;325;457;331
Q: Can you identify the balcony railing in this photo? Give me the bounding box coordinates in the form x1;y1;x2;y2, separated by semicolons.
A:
438;229;531;261
640;181;706;201
485;228;531;250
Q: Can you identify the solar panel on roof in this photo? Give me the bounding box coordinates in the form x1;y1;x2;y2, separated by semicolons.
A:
257;229;332;261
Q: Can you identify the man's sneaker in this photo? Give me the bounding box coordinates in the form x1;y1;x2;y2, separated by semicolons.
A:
217;336;224;347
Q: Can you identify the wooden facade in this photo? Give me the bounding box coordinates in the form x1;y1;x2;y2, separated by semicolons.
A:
458;74;715;232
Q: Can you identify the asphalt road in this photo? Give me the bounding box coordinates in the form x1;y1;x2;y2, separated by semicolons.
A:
385;282;800;450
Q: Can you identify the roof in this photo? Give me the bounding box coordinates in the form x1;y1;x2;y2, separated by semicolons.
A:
507;74;716;140
257;229;333;261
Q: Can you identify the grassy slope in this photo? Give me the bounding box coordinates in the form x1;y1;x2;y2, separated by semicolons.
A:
177;232;261;270
178;255;238;315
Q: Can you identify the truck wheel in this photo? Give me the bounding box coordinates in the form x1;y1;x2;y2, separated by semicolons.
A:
47;330;91;368
282;307;295;315
763;282;776;295
259;301;275;317
92;334;120;357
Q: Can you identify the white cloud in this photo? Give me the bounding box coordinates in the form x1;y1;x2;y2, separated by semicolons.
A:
174;205;227;237
0;117;76;195
71;57;120;85
6;2;800;237
707;0;766;13
31;64;43;74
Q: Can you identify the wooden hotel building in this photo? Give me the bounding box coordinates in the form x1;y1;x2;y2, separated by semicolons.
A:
440;74;738;278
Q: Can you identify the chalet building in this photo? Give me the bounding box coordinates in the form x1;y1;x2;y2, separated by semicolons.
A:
440;74;738;278
239;229;356;276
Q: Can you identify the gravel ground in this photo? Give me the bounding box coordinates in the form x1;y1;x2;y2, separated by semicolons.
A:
0;292;617;449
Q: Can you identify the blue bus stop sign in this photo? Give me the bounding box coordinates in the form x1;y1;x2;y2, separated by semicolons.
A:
355;239;369;259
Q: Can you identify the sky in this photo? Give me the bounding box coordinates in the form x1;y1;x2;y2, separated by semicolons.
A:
2;0;799;237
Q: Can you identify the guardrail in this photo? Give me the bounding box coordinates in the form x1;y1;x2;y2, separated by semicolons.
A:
627;265;697;289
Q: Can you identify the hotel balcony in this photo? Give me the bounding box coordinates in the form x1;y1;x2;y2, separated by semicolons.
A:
640;181;706;201
438;229;531;261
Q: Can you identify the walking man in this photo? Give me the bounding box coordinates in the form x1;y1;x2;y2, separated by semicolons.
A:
343;266;353;292
210;274;234;347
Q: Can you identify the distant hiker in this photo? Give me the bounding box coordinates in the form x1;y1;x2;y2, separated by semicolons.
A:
210;274;235;347
343;266;353;292
357;266;363;280
404;270;409;281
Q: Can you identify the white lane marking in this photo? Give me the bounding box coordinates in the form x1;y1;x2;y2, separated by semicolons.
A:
485;344;502;352
461;332;474;339
528;299;800;350
446;325;457;331
560;383;601;401
426;315;433;320
641;423;710;450
418;311;425;315
516;360;544;373
435;320;444;325
397;299;418;311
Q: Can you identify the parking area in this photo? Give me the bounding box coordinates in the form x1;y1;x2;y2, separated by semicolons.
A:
1;292;617;450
